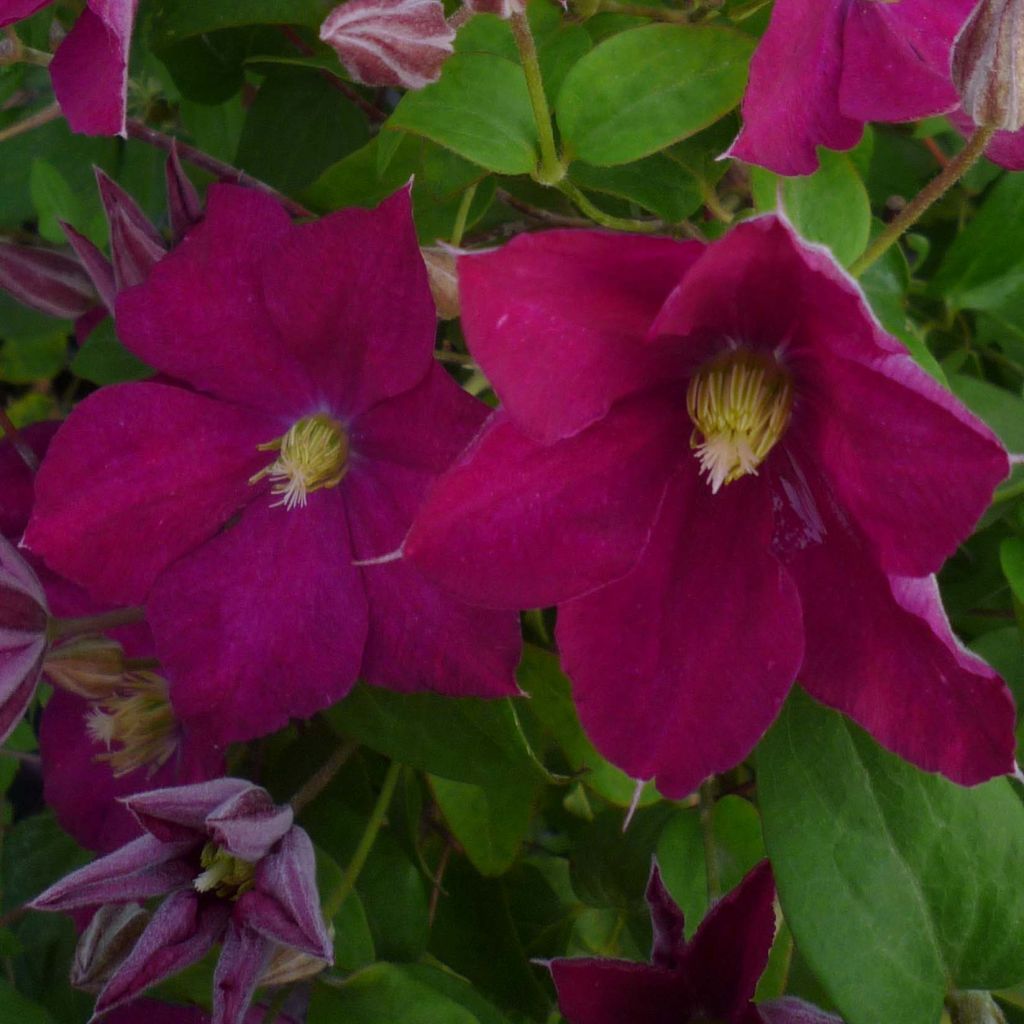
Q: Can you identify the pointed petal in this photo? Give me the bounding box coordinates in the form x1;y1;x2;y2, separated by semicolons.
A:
24;382;277;604
550;957;688;1024
558;462;803;799
728;0;860;174
114;185;313;415
29;834;194;911
165;145;203;241
95;169;168;291
0;640;43;746
774;455;1016;784
212;923;271;1024
0;421;59;541
259;188;435;418
458;230;703;442
152;490;368;745
0;240;96;319
94;891;230;1016
681;860;775;1017
759;997;844;1024
406;391;688;609
646;864;686;971
62;222;117;313
237;828;332;960
50;1;138;137
206;786;294;863
124;779;259;844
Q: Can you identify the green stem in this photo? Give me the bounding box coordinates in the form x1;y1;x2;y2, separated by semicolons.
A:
290;740;359;815
323;761;402;919
850;125;997;277
597;0;692;20
450;183;478;247
48;607;146;641
509;12;565;185
698;779;721;903
558;180;663;233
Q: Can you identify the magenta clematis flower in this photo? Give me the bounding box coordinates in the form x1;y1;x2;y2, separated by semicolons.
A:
25;184;521;747
406;219;1016;798
549;861;841;1024
30;778;332;1024
0;1;138;136
729;0;976;175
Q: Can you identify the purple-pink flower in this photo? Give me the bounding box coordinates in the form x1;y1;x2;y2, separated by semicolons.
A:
549;861;840;1024
729;0;975;174
406;218;1015;798
25;184;521;747
30;778;332;1024
0;0;138;136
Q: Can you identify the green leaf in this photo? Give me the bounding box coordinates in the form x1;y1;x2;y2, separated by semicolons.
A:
569;153;703;222
0;333;66;383
29;159;95;247
429;773;540;876
0;978;52;1024
314;847;375;971
949;374;1024;452
556;24;754;167
759;689;1024;1024
72;318;153;385
389;34;538;175
326;685;547;786
750;150;870;267
1001;538;1024;605
148;0;329;46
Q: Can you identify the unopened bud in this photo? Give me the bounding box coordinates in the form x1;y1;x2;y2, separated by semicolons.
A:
320;0;455;91
422;247;460;320
952;0;1024;132
461;0;525;18
72;903;150;992
43;635;126;698
259;920;334;986
165;144;203;242
94;168;168;291
0;241;96;319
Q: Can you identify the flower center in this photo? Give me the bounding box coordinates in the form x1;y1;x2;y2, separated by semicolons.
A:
193;842;256;901
85;672;179;778
686;349;793;493
250;413;349;510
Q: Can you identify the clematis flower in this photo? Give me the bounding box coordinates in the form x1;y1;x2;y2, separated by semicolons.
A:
548;861;841;1024
320;0;455;91
30;778;333;1024
729;0;976;175
405;218;1016;798
0;1;139;136
25;184;521;747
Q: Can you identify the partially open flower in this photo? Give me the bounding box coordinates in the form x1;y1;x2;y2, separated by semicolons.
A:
952;0;1024;131
31;778;333;1024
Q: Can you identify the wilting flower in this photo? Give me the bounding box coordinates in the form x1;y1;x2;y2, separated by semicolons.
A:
953;0;1024;132
0;0;138;136
549;861;840;1024
320;0;455;90
729;0;976;174
406;219;1015;797
31;778;332;1024
25;185;521;747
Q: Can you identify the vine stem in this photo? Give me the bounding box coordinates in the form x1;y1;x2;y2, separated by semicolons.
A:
289;740;359;815
698;779;721;903
323;761;402;919
0;407;38;473
125;120;314;219
850;125;996;278
48;607;146;641
450;183;478;247
509;12;565;185
0;101;61;145
598;1;692;20
558;180;663;233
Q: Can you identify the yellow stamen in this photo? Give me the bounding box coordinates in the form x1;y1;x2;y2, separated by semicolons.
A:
249;413;349;510
686;349;793;493
193;842;256;900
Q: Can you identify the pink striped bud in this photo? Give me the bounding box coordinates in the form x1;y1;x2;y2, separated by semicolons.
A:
462;0;525;17
953;0;1024;131
0;241;96;319
95;168;168;291
320;0;455;91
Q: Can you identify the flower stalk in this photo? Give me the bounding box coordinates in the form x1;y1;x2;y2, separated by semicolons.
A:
47;607;147;642
290;740;360;815
557;180;663;233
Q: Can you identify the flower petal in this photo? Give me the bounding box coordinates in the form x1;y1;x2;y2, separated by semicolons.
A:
759;997;844;1024
152;489;368;745
212;923;271;1024
727;0;861;175
459;230;702;443
206;786;294;863
50;1;138;137
0;1;53;26
24;382;276;604
680;860;775;1018
124;779;258;844
260;188;436;418
94;891;231;1017
549;957;687;1024
774;458;1016;785
406;391;688;609
0;639;44;746
558;463;803;799
114;186;313;415
0;422;58;541
0;241;97;319
646;865;686;971
237;827;332;960
29;834;194;911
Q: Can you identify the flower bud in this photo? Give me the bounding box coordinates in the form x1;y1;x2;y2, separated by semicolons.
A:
422;247;460;320
0;241;96;319
94;168;168;291
461;0;525;18
259;920;333;986
320;0;455;91
952;0;1024;132
165;144;203;242
72;904;150;992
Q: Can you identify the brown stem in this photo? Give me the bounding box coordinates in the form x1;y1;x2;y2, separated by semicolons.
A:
125;120;314;219
0;101;61;145
48;607;147;641
290;740;359;815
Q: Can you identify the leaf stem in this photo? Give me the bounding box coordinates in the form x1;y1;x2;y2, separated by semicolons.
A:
850;125;996;278
48;607;147;641
557;180;663;233
698;779;721;903
509;12;565;185
598;1;692;21
0;101;61;146
450;183;478;247
323;760;402;919
290;740;359;815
